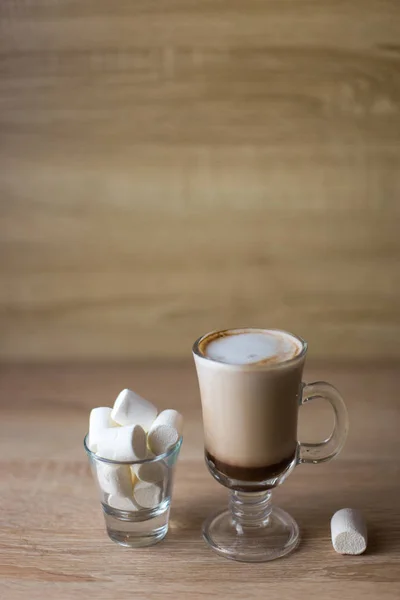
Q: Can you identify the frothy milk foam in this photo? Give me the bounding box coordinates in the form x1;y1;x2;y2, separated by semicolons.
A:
194;329;306;482
203;330;302;365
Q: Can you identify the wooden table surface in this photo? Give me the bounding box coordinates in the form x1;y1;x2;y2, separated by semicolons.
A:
1;362;399;600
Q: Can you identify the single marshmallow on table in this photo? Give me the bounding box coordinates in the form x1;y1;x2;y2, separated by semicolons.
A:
331;508;367;555
133;481;162;509
111;388;157;431
96;462;133;497
88;407;116;452
108;494;138;512
148;409;183;456
96;424;147;462
132;453;166;484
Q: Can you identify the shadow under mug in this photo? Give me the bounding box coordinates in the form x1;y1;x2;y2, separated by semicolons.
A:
193;328;349;563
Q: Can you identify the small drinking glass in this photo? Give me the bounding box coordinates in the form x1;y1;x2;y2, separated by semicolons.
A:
84;435;182;547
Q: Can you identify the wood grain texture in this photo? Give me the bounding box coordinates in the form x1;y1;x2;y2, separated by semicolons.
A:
1;1;400;361
0;361;399;600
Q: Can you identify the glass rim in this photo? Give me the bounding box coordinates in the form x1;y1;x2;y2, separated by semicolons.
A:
83;433;183;465
192;327;307;369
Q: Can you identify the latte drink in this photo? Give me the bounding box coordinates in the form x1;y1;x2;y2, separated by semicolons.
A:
193;329;306;488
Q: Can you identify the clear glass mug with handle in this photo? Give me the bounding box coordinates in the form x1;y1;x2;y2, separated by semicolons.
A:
193;328;349;562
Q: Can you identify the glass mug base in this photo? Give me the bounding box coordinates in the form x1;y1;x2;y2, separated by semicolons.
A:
203;504;299;563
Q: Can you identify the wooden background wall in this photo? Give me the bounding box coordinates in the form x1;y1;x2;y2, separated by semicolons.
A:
0;1;399;362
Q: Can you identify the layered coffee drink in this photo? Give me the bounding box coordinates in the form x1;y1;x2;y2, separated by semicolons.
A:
193;329;306;489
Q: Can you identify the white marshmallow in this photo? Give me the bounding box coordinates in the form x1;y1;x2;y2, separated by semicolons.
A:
88;407;116;452
133;481;162;509
132;454;166;484
96;424;147;462
111;388;157;430
331;509;367;555
108;494;138;511
96;462;133;497
148;409;183;456
131;468;137;485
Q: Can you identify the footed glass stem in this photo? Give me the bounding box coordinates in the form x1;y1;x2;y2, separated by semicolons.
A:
202;490;299;562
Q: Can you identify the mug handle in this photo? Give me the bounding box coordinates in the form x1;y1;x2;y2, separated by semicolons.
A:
299;381;349;464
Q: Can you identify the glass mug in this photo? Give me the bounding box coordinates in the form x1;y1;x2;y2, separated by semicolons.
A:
193;328;348;562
